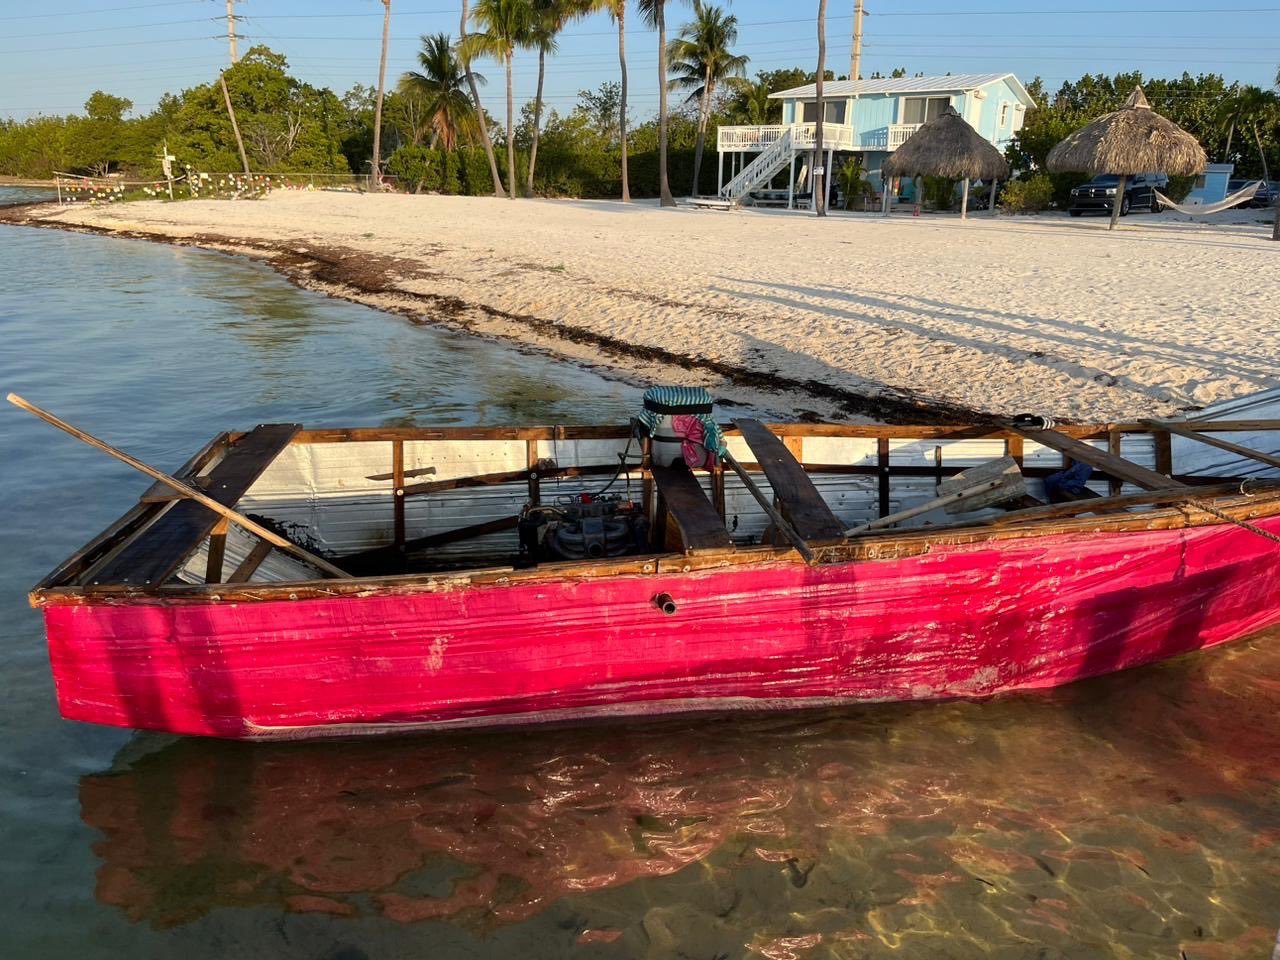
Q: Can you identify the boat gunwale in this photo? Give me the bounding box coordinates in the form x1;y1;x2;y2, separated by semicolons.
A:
29;419;1280;608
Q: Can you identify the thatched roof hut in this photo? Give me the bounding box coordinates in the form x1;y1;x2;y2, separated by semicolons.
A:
882;107;1010;219
1047;86;1207;229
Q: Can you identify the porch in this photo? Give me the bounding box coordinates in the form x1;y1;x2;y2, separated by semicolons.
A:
716;122;923;154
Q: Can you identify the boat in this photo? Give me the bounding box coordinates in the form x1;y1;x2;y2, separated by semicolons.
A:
22;387;1280;741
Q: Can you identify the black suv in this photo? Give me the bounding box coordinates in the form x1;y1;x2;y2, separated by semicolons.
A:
1068;173;1169;217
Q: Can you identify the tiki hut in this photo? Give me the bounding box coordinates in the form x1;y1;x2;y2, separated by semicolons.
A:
1047;86;1207;230
881;106;1010;219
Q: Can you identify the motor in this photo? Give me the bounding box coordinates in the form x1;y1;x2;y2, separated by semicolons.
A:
518;493;648;564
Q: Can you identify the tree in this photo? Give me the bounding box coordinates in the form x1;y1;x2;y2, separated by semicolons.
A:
814;0;828;217
400;33;482;151
463;0;534;200
638;0;680;206
372;0;393;185
460;0;507;197
526;1;595;196
77;91;134;176
581;0;631;201
668;1;748;195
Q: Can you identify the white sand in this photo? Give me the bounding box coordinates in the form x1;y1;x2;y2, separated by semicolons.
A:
33;192;1280;422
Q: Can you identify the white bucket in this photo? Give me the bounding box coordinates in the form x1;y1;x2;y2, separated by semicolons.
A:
650;415;685;467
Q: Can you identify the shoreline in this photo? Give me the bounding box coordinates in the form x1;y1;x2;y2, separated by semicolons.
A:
0;202;984;424
6;192;1277;425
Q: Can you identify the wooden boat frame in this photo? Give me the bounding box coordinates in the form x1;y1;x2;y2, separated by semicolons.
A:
30;417;1280;609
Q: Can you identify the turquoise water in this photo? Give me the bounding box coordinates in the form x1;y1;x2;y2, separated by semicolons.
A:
2;197;1279;959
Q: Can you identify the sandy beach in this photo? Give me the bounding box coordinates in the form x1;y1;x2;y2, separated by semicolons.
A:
10;192;1278;422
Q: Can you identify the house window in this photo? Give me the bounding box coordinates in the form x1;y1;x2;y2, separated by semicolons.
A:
902;96;948;124
999;102;1010;127
802;100;847;124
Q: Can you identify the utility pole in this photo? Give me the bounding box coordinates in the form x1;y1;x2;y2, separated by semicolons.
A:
849;0;864;81
225;0;239;65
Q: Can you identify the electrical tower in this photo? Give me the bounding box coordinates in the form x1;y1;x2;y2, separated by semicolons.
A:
225;0;240;65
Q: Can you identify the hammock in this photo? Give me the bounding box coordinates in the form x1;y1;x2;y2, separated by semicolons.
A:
1154;180;1263;216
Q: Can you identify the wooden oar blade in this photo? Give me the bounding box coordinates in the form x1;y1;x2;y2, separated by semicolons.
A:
939;456;1026;514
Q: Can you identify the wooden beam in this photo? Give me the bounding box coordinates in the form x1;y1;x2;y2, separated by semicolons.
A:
226;540;274;583
1148;420;1280;471
401;463;616;498
392;440;406;549
205;518;228;583
1009;426;1186;491
1107;430;1123;497
650;466;733;554
138;432;231;503
877;437;891;518
735;419;845;542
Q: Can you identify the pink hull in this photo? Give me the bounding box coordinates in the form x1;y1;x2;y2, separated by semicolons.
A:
43;519;1280;738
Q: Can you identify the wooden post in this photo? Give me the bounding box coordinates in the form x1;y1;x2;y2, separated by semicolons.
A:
877;437;891;517
1108;430;1123;496
526;439;541;506
989;179;999;215
1154;429;1174;478
788;152;796;209
882;175;891;216
717;150;724;196
55;177;62;205
813;0;828;217
392;440;406;549
219;73;250;175
960;177;970;219
1109;174;1127;231
205;518;228;583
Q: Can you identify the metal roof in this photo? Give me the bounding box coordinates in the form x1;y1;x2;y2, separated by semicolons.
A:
769;73;1036;107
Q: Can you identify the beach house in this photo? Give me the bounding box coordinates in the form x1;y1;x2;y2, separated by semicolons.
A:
716;73;1036;208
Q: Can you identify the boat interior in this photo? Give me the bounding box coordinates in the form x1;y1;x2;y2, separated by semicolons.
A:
32;407;1280;600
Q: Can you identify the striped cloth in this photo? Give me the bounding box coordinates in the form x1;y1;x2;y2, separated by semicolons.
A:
637;386;727;460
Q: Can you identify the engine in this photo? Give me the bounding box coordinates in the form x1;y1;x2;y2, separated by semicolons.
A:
518;493;648;564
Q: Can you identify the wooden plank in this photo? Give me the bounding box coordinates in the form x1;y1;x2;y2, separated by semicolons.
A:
735;419;845;541
1150;420;1280;471
1009;426;1186;491
1107;430;1123;497
226;540;274;584
650;466;733;553
392;440;406;549
1154;430;1174;477
877;437;891;518
91;424;301;587
205;518;228;584
137;432;231;502
401;464;616;498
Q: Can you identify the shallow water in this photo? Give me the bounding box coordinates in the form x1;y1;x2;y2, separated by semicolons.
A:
2;200;1279;959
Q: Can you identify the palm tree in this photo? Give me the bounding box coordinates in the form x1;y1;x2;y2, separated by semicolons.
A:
462;0;534;200
668;1;747;196
460;0;507;197
371;0;393;187
400;33;482;151
813;0;828;217
526;0;590;196
638;0;678;206
739;78;774;126
578;0;632;200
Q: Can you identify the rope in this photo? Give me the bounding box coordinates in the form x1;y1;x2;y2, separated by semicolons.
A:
1183;496;1280;546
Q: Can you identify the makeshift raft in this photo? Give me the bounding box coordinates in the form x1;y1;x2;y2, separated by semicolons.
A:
23;388;1280;740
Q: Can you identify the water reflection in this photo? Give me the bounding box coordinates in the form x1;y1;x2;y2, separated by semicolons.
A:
80;631;1280;957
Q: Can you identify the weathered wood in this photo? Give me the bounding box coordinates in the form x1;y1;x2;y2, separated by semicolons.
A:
1009;426;1186;491
226;540;274;584
650;465;733;554
722;451;815;563
401;464;617;498
1149;420;1280;471
392;440;406;549
877;437;891;518
735;419;844;542
205;519;228;584
1154;430;1174;477
80;421;338;586
526;439;541;506
138;432;231;503
344;515;522;570
1107;430;1123;496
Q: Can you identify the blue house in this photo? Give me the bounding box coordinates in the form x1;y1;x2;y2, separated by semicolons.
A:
716;73;1037;208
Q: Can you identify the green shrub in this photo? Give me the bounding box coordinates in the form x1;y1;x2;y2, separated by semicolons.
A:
1165;174;1195;203
922;175;957;211
999;175;1054;214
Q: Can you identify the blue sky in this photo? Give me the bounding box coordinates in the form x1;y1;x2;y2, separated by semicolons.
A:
2;1;1279;122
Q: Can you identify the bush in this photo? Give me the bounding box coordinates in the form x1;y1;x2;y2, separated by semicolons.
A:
922;175;957;211
999;175;1055;213
1166;174;1195;203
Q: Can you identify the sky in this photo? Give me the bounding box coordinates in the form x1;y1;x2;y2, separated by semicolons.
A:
2;1;1279;122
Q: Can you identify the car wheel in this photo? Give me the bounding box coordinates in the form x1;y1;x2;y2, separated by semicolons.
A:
1150;193;1163;213
1120;196;1131;216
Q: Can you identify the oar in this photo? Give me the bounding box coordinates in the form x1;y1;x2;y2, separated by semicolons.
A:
845;456;1027;537
844;478;1006;536
7;393;349;579
722;450;816;563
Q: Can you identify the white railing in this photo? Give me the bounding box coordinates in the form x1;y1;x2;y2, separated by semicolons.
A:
888;123;923;149
718;122;925;153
